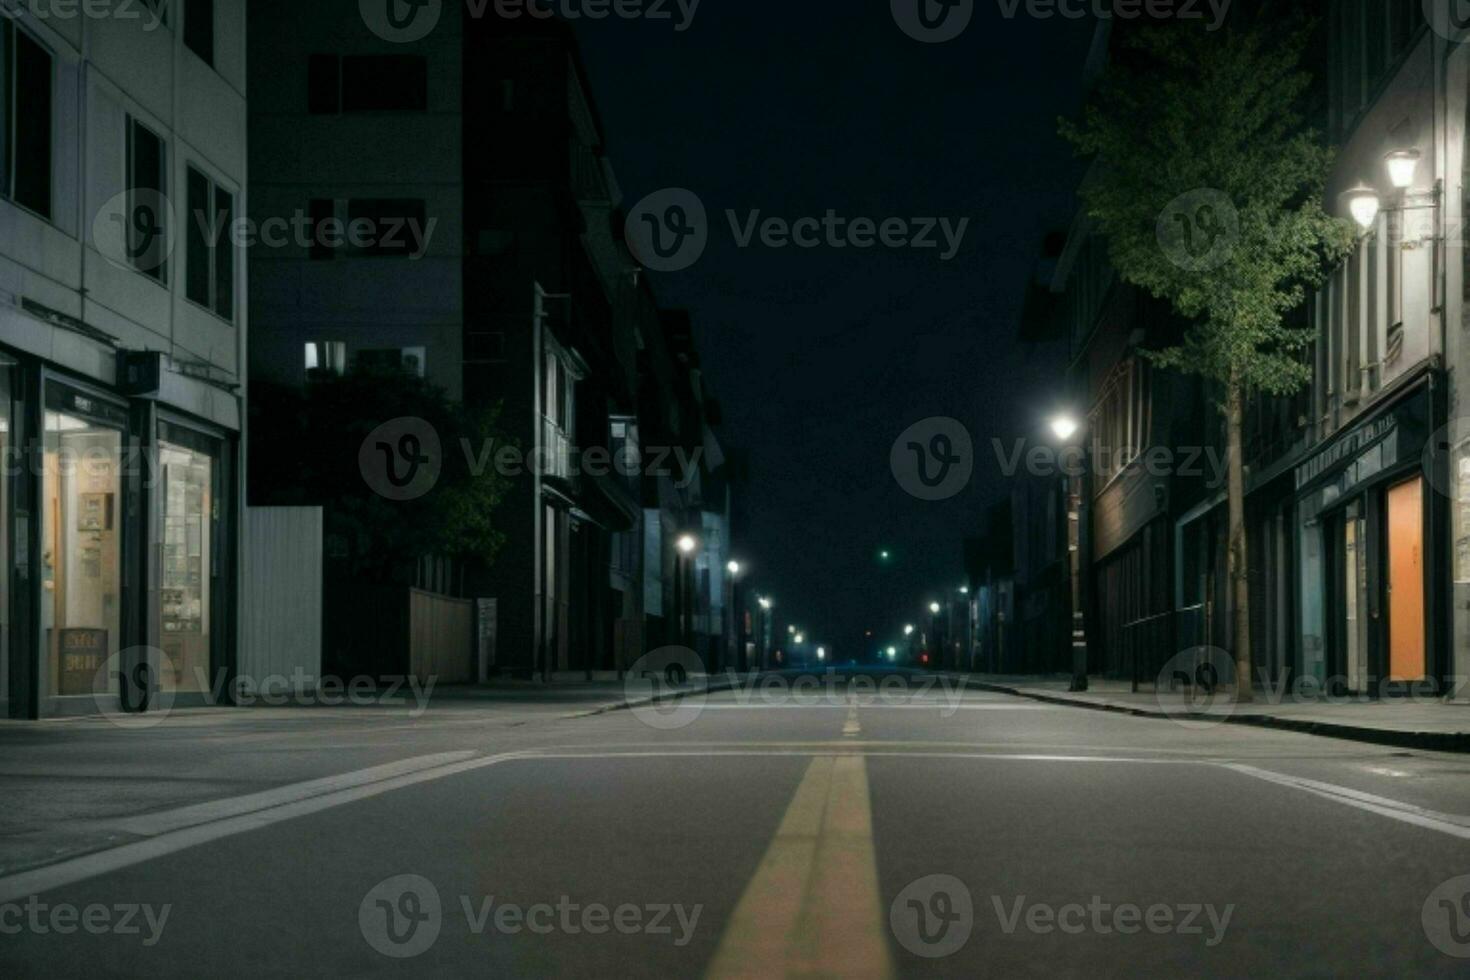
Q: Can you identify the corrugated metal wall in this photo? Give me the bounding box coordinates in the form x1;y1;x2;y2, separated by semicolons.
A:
240;507;323;693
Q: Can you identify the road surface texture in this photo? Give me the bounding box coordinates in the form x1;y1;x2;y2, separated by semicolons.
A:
3;667;1470;977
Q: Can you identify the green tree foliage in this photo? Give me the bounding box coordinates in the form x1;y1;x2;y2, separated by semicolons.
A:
249;368;514;584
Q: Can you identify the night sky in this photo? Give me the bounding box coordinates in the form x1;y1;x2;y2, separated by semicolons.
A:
574;2;1097;655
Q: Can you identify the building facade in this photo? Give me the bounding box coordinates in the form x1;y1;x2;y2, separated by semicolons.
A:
0;0;246;717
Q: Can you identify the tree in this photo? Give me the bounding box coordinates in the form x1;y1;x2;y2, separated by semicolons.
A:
1059;18;1356;701
250;369;514;586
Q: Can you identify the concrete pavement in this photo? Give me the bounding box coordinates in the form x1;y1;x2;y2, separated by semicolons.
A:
4;668;1470;976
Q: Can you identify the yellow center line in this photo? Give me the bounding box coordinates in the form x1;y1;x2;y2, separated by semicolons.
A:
705;755;893;979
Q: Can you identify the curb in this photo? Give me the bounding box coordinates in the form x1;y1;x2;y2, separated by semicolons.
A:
952;675;1470;754
566;674;751;720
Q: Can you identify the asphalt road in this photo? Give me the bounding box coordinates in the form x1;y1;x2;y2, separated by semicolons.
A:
4;668;1470;977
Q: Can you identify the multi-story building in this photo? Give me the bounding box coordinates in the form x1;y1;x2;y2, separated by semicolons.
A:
248;7;737;678
0;0;246;718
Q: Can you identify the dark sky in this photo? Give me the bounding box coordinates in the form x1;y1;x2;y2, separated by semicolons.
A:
573;2;1097;656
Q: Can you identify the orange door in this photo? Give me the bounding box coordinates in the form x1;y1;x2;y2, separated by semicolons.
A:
1387;478;1426;682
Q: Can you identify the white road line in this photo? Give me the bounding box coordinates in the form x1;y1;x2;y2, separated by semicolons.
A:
0;750;534;905
688;703;1049;710
106;751;480;836
1223;763;1470;840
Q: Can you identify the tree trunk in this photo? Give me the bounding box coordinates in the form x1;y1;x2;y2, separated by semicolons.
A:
1225;376;1253;703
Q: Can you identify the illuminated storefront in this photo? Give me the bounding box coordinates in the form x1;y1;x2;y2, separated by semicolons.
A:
1;355;237;719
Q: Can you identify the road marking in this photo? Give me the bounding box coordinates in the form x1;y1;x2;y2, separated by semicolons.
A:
705;755;894;979
686;703;1049;711
843;703;862;738
1223;763;1470;840
0;750;534;905
105;751;480;836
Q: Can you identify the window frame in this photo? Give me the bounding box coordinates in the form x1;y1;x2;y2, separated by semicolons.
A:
184;163;236;322
2;20;55;221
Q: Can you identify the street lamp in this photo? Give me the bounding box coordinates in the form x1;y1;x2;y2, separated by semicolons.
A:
756;596;773;672
816;646;825;661
725;561;743;671
794;633;805;645
727;560;741;576
904;624;914;636
929;602;941;614
1049;413;1090;692
677;534;699;555
675;533;699;651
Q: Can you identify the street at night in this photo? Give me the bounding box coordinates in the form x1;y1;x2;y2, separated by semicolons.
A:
6;0;1470;975
4;670;1470;976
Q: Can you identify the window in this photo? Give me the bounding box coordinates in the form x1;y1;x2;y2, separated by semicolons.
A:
185;166;234;320
184;0;214;66
308;55;428;114
1089;359;1149;488
345;199;427;257
305;342;346;377
126;117;168;282
2;21;53;219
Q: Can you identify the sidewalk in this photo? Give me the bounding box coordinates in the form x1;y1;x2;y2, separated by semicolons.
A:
960;674;1470;753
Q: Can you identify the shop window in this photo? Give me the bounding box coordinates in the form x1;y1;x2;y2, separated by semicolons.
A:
2;21;54;219
186;166;235;321
41;391;126;701
157;428;215;694
185;0;214;67
126;117;169;282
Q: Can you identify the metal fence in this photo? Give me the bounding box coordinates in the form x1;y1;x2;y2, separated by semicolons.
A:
1126;603;1206;692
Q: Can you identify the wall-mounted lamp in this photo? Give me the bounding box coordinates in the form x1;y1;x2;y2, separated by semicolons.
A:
1385;149;1421;190
1342;185;1381;231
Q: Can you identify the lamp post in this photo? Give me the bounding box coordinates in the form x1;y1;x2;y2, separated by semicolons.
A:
757;596;773;671
676;533;699;654
726;560;742;673
1050;413;1089;692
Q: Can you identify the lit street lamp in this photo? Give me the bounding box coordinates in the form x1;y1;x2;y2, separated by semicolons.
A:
1050;412;1090;692
675;533;699;651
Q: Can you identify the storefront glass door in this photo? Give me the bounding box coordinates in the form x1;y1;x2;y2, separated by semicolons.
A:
156;426;215;693
1387;477;1426;682
41;387;126;706
1343;502;1369;692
